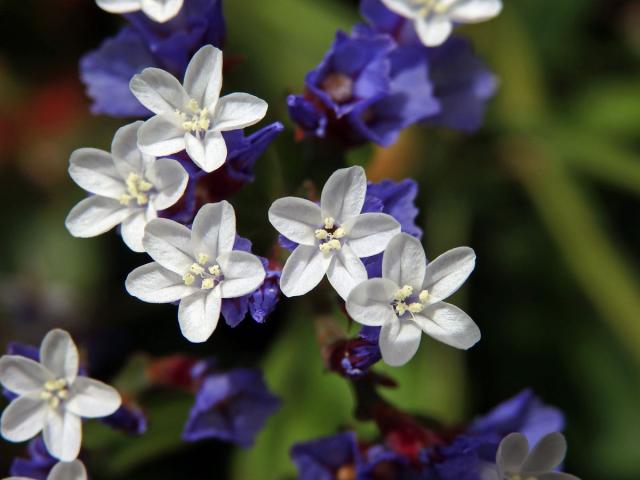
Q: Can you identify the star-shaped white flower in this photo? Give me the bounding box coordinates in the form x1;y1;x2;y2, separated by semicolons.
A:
65;121;189;253
481;432;581;480
130;45;268;173
125;201;266;343
381;0;502;47
0;330;121;461
269;166;401;300
5;459;87;480
96;0;183;23
346;233;480;366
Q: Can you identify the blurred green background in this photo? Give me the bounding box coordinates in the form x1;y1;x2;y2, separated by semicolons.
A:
0;0;639;478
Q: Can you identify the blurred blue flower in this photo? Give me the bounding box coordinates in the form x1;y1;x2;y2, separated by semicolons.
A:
9;437;56;480
291;431;360;480
183;368;281;448
336;326;383;379
359;0;419;45
81;0;225;117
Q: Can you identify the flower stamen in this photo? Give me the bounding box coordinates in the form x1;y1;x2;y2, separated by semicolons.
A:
183;253;223;289
119;172;154;206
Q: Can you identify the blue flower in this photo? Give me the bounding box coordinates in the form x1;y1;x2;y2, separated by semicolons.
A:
359;0;419;45
9;437;56;480
182;368;281;448
291;432;360;480
80;0;225;117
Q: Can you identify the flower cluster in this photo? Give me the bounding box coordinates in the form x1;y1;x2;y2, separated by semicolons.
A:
288;0;498;147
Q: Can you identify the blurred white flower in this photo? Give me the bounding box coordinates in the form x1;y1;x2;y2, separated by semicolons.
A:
65;121;189;252
126;201;266;343
381;0;502;46
96;0;184;23
269;166;400;299
346;233;480;366
0;330;121;461
130;45;268;173
5;459;87;480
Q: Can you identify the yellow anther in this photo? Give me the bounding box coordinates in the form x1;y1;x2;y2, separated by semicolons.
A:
122;172;154;206
419;290;429;303
197;253;209;265
183;273;195;286
408;303;424;313
209;264;221;276
394;285;413;301
188;99;200;112
324;217;335;229
328;239;342;250
315;229;329;240
201;278;214;290
41;391;52;400
50;397;60;409
333;227;345;239
319;243;332;253
190;263;205;275
395;303;407;315
138;180;153;192
119;194;132;206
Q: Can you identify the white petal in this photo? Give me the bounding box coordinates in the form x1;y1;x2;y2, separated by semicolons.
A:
149;158;189;210
143;218;194;274
320;166;366;224
536;473;580;480
40;329;79;384
130;68;189;115
43;409;82;461
379;317;422;366
111;121;146;177
66;377;121;419
138;114;187;157
280;245;330;297
184;45;223;108
1;395;46;442
326;244;368;300
178;289;221;343
185;130;227;173
48;460;88;480
65;196;130;238
382;233;427;289
96;0;141;14
343;213;400;257
68;148;124;199
140;0;183;22
414;15;453;47
121;210;148;253
346;278;398;327
423;246;475;302
126;262;196;303
497;433;529;473
416;302;480;350
191;201;236;259
0;356;50;395
380;0;422;18
213;93;268;132
450;0;502;23
268;197;322;246
217;251;266;298
522;432;567;473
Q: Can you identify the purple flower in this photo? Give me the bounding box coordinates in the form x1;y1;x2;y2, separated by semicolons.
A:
306;31;394;118
81;0;225;117
159;122;284;225
334;326;383;379
359;0;419;45
291;432;360;480
183;368;281;448
423;37;498;133
287;95;328;139
348;43;440;146
9;437;56;480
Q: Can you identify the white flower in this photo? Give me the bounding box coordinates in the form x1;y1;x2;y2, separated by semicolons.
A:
346;233;480;366
381;0;502;47
0;330;121;461
95;0;183;23
481;432;581;480
130;45;268;173
268;166;401;300
125;201;266;343
5;459;87;480
65;121;189;253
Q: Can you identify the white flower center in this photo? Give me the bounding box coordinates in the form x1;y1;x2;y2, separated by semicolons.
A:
411;0;454;16
119;172;154;206
178;99;211;135
321;73;354;104
392;284;430;316
40;378;69;409
315;217;346;253
183;252;223;290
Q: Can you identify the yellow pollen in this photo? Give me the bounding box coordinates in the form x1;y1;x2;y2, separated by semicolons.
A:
209;265;221;276
201;278;214;290
419;289;429;303
120;172;153;206
327;239;341;250
183;273;195;286
41;379;68;409
408;303;424;313
197;253;209;265
190;263;205;275
315;229;329;240
179;99;211;133
333;227;345;239
324;217;335;229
